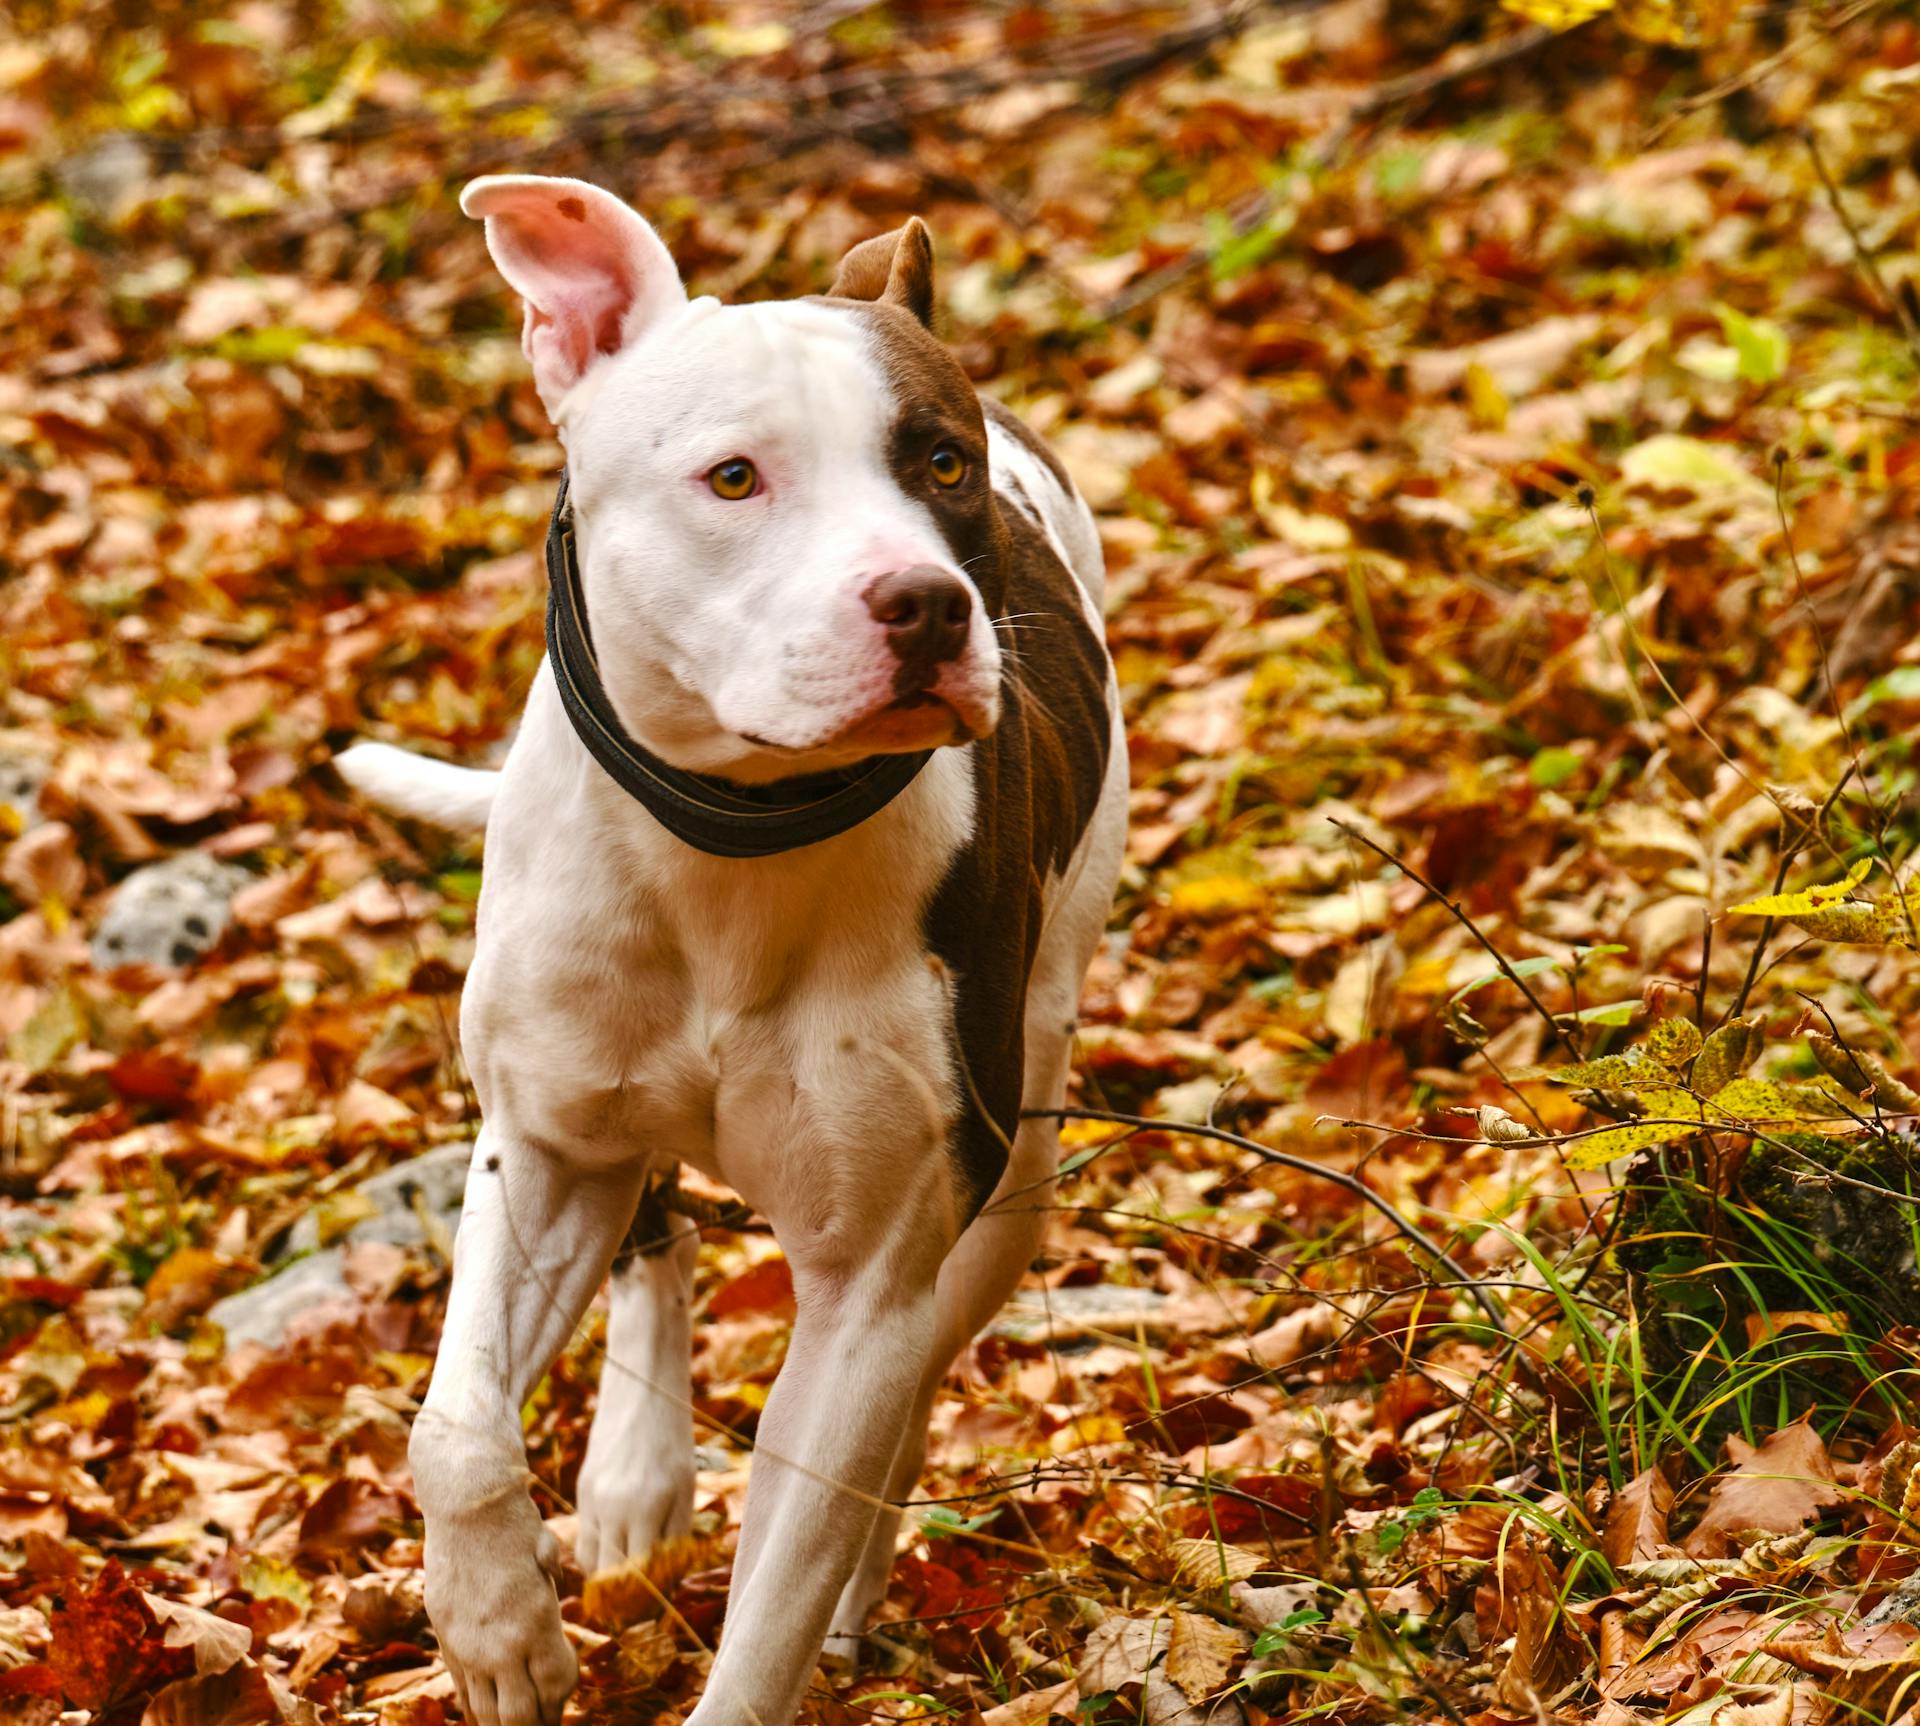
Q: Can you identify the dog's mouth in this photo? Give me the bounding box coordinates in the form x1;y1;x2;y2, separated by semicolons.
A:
738;691;978;760
831;691;972;753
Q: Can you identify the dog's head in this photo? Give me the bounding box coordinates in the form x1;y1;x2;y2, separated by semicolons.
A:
463;174;1008;780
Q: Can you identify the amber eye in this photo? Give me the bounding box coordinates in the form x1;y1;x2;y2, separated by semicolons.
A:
929;444;967;487
708;458;759;500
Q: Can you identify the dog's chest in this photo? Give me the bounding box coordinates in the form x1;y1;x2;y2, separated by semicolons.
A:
466;741;974;1199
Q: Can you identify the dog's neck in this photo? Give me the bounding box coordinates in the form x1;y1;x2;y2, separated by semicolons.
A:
543;474;938;858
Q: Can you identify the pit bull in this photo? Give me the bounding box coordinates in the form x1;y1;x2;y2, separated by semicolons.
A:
336;172;1125;1726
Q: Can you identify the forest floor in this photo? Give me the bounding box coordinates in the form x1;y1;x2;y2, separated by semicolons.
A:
4;1;1920;1723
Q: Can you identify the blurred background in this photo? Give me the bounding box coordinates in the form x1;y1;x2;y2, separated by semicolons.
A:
3;1;1920;1722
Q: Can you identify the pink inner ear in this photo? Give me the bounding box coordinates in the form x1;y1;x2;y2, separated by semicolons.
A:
473;181;678;400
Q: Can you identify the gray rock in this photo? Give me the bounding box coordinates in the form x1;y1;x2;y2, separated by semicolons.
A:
0;750;47;833
284;1142;473;1255
990;1282;1169;1341
91;852;247;970
208;1143;473;1348
208;1251;356;1349
56;132;154;216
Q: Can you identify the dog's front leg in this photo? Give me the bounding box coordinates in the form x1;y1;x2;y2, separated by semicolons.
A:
410;1128;646;1726
687;1234;945;1726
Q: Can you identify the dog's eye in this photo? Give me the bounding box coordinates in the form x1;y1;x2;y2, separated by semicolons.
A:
708;459;760;500
929;444;967;488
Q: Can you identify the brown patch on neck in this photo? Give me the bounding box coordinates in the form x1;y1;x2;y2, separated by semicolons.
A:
818;298;1111;1217
923;493;1112;1219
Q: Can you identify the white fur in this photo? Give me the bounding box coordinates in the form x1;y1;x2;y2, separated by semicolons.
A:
335;743;499;829
564;295;1003;772
985;415;1106;618
365;177;1127;1726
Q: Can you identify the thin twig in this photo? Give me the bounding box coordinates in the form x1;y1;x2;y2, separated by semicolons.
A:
1640;0;1890;148
1727;764;1855;1023
1804;128;1920;368
1021;1104;1507;1327
1328;817;1576;1059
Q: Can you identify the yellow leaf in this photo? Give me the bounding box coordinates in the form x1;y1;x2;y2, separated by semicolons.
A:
1168;875;1266;917
281;40;382;139
1059;1116;1119;1150
698;21;792;56
1051;1412;1127;1453
1562;1086;1702;1170
1694;1017;1762;1096
1169;1537;1266;1588
1615;0;1736;44
1499;0;1615;28
1706;1078;1854;1122
1645;1016;1703;1069
1791;894;1919;946
583;1532;718;1631
1727;860;1872;917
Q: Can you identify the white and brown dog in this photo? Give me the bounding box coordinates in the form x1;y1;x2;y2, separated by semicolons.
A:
337;174;1125;1726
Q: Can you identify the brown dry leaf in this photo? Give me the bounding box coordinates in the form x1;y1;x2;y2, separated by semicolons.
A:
1772;1620;1920;1721
981;1676;1079;1726
1709;1686;1801;1725
582;1533;719;1631
1;820;85;905
1683;1420;1845;1559
1169;1537;1266;1589
141;1248;235;1332
608;1619;678;1688
296;1476;409;1559
1164;1610;1247;1703
334;1078;417;1139
140;1661;321;1726
1494;1539;1576;1713
1742;1310;1849;1349
1604;1464;1677;1569
140;1594;253;1676
1079;1615;1169;1693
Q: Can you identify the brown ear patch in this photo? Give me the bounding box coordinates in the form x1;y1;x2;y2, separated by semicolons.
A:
829;218;936;328
557;196;587;222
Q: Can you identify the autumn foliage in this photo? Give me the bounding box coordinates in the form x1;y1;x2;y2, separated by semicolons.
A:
4;1;1920;1723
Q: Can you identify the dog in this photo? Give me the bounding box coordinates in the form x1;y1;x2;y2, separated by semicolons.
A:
336;173;1126;1726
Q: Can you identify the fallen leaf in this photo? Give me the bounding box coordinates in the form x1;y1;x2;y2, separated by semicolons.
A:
1683;1420;1845;1559
1603;1464;1677;1570
1165;1610;1247;1703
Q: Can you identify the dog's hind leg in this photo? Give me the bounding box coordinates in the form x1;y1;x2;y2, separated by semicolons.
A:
410;1129;647;1726
577;1222;697;1573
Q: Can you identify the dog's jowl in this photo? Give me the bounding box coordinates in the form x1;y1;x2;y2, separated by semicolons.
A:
338;174;1126;1726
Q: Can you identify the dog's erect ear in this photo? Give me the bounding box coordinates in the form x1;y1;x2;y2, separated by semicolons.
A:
828;218;935;329
462;174;687;414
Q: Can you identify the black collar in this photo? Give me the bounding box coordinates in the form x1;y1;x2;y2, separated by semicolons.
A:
543;473;932;859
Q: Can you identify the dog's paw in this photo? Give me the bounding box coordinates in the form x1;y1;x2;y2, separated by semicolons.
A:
421;1493;577;1726
576;1468;692;1574
820;1631;865;1674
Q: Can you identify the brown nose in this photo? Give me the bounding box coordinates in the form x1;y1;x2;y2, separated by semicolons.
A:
864;566;972;683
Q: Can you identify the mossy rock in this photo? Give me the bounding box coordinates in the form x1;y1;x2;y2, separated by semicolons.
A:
1615;1130;1920;1436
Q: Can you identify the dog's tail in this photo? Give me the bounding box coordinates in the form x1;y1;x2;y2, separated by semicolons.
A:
334;743;499;830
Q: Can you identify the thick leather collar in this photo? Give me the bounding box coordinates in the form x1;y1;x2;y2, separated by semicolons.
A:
543;474;933;858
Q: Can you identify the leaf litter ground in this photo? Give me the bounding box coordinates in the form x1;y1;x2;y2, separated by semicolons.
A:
3;3;1920;1724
